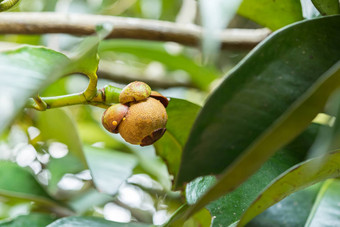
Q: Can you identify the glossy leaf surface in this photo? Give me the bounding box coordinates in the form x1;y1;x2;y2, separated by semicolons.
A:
178;16;340;219
185;124;319;226
248;184;321;227
238;150;340;226
177;16;340;186
154;98;200;178
238;0;303;30
84;146;138;195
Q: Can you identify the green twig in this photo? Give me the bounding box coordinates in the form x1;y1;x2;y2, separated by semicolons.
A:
0;0;20;11
26;85;122;110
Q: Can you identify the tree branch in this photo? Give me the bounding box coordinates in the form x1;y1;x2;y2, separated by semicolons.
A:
0;12;271;50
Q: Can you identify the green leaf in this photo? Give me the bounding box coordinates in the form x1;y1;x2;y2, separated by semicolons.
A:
68;23;113;75
69;189;113;214
177;16;340;218
37;108;86;165
37;108;86;195
206;151;301;227
154;98;201;178
78;121;130;151
238;149;340;226
0;46;69;133
47;155;84;195
132;148;172;190
251;180;340;226
185;124;319;226
84;146;138;195
305;179;340;226
98;40;218;90
47;216;151;227
0;213;56;227
0;161;56;206
312;0;340;15
0;29;109;135
238;0;303;30
249;183;321;227
176;16;340;187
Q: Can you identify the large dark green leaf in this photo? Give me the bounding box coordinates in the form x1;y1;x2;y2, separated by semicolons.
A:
176;16;340;186
238;0;303;30
238;149;340;226
177;16;340;218
312;0;340;15
206;151;302;227
0;213;56;227
47;216;151;227
84;146;138;195
248;184;321;227
185;124;319;226
98;40;218;90
154;98;200;178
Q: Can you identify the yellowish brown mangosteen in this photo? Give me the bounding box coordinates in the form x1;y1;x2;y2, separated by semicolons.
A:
118;97;167;146
101;81;168;146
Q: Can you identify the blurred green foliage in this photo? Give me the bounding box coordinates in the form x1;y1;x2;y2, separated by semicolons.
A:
0;0;340;227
